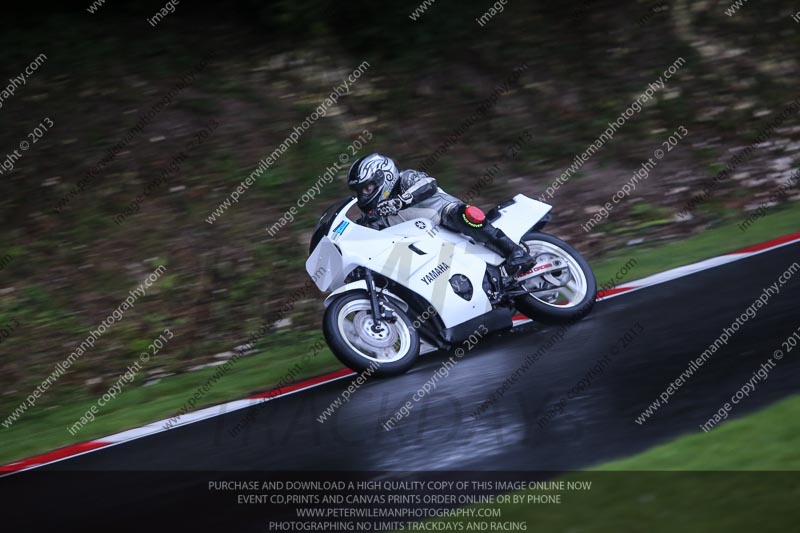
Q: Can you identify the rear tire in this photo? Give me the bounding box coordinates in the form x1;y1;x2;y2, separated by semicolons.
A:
513;232;596;324
323;291;420;377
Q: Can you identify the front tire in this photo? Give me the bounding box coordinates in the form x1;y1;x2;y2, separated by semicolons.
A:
513;232;596;324
323;291;420;377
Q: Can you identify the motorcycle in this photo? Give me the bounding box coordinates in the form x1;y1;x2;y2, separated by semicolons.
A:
305;194;596;376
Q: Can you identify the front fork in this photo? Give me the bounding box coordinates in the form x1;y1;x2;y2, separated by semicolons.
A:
364;269;396;331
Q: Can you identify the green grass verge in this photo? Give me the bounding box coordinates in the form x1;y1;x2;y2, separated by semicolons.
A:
590;204;800;285
428;394;800;532
0;331;341;465
1;205;798;467
594;394;800;472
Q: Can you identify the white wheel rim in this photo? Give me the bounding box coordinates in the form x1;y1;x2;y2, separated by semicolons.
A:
336;300;412;363
519;240;589;309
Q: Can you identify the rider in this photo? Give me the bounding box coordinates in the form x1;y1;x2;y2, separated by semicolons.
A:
347;153;535;274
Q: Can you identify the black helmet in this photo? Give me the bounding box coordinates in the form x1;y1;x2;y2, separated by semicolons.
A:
347;153;399;213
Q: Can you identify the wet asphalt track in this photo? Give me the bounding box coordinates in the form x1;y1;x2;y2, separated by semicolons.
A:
3;241;799;530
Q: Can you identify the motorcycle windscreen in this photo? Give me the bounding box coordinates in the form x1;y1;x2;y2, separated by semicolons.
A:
306;236;345;291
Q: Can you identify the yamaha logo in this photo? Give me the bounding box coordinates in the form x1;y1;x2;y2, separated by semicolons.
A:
420;262;450;286
415;221;427;229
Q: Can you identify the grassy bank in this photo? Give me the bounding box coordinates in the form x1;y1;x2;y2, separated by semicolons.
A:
591;204;800;283
0;331;341;465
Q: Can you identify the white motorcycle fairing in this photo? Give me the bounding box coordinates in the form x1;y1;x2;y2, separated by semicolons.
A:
306;194;552;331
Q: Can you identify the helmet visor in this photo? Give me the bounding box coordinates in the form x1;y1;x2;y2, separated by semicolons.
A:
360;183;376;197
354;177;383;212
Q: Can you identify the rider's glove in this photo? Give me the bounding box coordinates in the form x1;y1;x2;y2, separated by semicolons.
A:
398;192;413;205
374;198;405;217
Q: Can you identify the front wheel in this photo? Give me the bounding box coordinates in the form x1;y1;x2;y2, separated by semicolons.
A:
513;232;596;324
322;291;420;377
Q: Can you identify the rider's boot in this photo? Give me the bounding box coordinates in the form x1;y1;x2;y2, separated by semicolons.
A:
488;228;536;275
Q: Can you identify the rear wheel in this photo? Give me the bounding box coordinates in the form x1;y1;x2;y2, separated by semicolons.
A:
323;291;420;377
513;232;596;324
